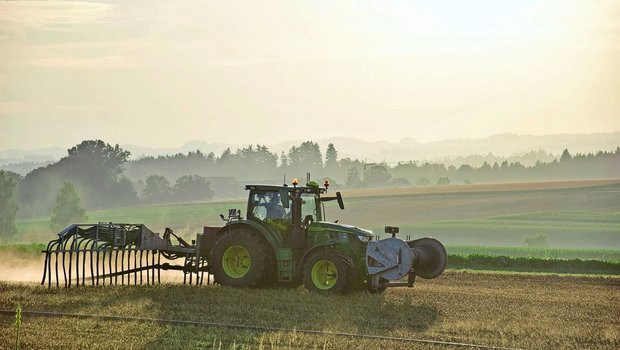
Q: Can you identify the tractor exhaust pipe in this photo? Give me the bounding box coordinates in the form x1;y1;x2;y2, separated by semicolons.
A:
410;238;447;279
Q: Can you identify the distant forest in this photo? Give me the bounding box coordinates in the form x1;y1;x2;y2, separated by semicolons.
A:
1;139;618;218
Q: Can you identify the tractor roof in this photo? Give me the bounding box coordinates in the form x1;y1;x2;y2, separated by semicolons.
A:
245;184;326;194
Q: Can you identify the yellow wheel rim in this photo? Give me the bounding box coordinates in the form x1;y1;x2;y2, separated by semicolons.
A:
311;259;338;290
222;245;251;278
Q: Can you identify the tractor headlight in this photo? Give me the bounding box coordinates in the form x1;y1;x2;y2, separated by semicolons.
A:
357;234;373;242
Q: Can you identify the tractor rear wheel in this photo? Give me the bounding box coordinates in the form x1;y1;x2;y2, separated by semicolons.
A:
303;250;351;294
211;229;273;288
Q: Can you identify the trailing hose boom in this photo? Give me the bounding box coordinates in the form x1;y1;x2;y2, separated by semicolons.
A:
42;223;207;287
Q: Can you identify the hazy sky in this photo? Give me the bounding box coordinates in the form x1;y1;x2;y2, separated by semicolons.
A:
1;0;619;150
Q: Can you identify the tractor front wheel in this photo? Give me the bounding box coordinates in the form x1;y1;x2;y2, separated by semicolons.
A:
211;229;273;288
303;250;351;294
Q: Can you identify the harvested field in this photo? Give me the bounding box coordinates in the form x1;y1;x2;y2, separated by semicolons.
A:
339;181;620;230
0;272;617;349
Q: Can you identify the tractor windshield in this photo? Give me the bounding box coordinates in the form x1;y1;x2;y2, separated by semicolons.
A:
248;191;291;221
300;193;322;222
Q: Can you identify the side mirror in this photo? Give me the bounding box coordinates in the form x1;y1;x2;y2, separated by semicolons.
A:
318;192;344;209
279;189;290;208
336;192;344;210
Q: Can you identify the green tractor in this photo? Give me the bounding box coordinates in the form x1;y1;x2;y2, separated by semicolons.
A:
202;180;447;293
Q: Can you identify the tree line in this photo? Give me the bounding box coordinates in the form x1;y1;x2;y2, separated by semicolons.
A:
0;139;618;239
386;148;620;186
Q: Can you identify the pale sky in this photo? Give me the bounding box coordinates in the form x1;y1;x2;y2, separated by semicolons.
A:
1;0;619;150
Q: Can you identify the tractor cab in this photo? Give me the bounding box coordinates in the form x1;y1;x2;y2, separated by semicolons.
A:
244;180;348;234
243;180;373;248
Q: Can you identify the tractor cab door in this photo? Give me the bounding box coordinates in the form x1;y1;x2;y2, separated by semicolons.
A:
300;193;322;226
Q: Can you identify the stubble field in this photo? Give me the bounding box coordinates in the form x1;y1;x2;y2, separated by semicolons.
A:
0;272;618;349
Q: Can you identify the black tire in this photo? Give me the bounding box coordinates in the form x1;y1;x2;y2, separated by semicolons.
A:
411;237;447;279
211;229;274;288
367;277;388;293
303;250;352;294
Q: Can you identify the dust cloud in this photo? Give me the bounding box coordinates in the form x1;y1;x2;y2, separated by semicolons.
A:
0;248;208;285
0;250;45;283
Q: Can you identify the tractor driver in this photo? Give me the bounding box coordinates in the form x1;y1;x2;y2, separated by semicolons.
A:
264;192;287;220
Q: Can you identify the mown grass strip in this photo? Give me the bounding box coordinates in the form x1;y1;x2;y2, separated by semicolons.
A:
446;245;620;261
448;254;620;275
0;243;46;253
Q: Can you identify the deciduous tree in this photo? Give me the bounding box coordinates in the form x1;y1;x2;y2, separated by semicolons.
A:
288;141;323;170
436;177;451;186
345;167;363;188
142;175;173;203
0;171;18;239
50;182;87;232
363;164;392;187
173;175;214;202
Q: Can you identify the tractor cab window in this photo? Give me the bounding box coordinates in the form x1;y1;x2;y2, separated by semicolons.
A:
249;191;290;221
300;193;320;223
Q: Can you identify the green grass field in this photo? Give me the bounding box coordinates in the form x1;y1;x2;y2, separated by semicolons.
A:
9;180;620;251
390;210;620;249
449;254;620;275
14;200;245;243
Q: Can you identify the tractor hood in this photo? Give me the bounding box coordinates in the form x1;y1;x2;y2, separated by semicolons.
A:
309;222;375;238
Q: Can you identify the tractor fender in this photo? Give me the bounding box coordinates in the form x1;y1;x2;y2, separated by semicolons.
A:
218;220;280;254
297;243;353;277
